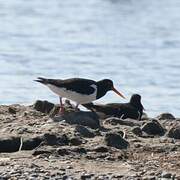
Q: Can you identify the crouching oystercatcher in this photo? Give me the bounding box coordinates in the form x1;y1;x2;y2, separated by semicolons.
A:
82;94;144;120
35;77;125;113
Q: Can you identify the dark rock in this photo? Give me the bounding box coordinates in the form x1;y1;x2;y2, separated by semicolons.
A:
8;107;16;114
157;113;175;120
57;148;70;156
134;143;142;148
54;111;100;129
81;174;94;180
104;133;129;149
75;125;95;138
161;172;172;178
43;133;58;146
141;119;166;136
111;175;124;179
167;126;180;139
92;146;109;153
132;126;142;136
0;137;20;152
34;100;55;114
69;137;82;146
43;133;69;146
71;147;87;154
32;149;52;156
22;137;42;150
104;117;142;127
62;175;72;180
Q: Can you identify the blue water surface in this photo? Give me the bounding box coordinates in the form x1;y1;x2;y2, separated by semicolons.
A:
0;0;180;117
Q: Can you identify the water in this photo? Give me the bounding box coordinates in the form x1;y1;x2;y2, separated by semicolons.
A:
0;0;180;117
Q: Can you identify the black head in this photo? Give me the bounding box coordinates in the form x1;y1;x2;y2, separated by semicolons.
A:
130;94;144;110
100;79;114;90
130;94;141;102
96;79;125;99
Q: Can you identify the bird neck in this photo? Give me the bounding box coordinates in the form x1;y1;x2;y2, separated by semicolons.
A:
130;101;143;112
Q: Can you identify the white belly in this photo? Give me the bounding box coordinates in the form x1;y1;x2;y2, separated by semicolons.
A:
47;84;97;104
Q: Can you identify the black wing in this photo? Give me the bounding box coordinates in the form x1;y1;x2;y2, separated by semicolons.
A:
35;77;96;95
82;103;120;116
101;103;141;119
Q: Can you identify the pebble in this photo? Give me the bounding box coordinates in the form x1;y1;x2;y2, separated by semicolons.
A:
157;113;175;120
8;107;16;114
66;165;73;169
81;173;94;180
132;126;143;136
142;176;156;180
161;171;172;178
62;175;73;180
167;126;180;139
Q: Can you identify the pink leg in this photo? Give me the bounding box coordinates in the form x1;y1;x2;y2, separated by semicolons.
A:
59;97;65;114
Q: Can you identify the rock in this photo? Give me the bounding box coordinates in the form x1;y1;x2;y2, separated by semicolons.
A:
34;100;55;114
104;133;129;149
43;133;69;146
92;146;109;153
104;117;142;127
43;133;58;146
17;127;29;134
111;175;124;179
22;137;42;150
57;148;70;156
69;137;82;146
132;126;142;136
54;111;100;129
0;137;20;152
167;126;180;139
62;175;74;180
75;125;95;138
81;174;94;180
142;176;156;180
71;147;87;154
8;107;16;114
32;149;52;156
141;119;166;136
157;113;175;120
161;171;172;178
0;133;70;153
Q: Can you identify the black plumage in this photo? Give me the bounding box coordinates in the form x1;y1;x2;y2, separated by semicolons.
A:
35;77;96;95
34;77;125;112
82;94;144;120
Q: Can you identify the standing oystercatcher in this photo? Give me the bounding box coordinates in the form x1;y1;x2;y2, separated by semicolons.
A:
35;77;125;113
82;94;144;120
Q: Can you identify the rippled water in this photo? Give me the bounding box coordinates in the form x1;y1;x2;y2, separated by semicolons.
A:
0;0;180;116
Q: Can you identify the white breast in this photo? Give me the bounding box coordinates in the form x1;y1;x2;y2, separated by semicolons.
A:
47;84;97;104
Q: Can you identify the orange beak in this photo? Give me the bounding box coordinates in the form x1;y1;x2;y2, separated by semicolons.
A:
112;87;126;99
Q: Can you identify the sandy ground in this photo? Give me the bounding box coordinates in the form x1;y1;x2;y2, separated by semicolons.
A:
0;102;180;179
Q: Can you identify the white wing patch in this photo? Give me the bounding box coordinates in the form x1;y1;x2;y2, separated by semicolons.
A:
47;84;97;104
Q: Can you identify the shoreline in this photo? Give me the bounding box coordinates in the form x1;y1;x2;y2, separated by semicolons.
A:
1;101;179;119
0;100;180;179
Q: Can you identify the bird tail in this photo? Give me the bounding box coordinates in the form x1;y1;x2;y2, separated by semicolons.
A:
34;77;49;84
